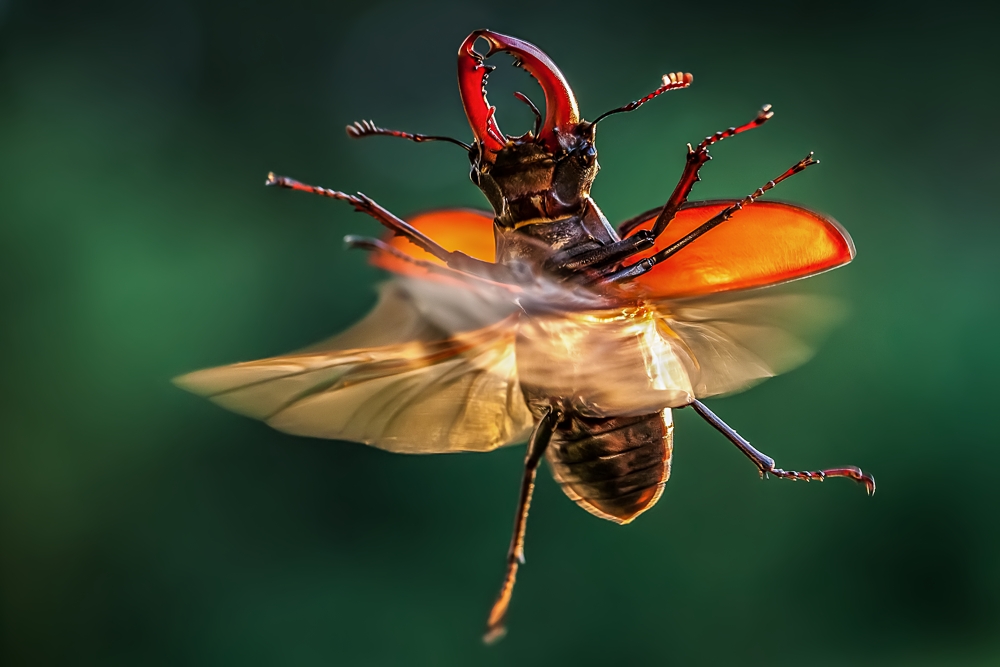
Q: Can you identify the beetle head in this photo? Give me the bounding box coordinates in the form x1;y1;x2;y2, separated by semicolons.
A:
458;30;599;227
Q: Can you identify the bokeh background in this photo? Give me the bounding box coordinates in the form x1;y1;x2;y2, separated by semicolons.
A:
2;0;998;665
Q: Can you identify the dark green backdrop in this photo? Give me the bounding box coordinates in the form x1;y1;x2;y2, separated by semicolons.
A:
2;1;998;665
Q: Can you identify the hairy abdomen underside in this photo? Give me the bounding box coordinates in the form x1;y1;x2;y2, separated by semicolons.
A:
547;410;673;524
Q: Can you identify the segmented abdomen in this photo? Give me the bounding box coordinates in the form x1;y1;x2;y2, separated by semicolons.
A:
546;409;673;524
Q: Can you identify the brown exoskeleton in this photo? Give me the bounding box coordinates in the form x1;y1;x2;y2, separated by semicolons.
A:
176;29;873;643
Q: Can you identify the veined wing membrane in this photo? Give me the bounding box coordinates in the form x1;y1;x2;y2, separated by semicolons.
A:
301;278;518;353
175;305;534;454
657;286;845;399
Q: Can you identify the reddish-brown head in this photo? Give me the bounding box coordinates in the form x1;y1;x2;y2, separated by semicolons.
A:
457;30;599;224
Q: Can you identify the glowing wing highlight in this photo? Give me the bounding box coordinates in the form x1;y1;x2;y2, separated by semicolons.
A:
175;281;533;453
628;200;855;299
656;287;845;399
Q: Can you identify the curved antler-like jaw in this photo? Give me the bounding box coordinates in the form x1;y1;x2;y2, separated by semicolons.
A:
458;29;580;157
458;31;504;155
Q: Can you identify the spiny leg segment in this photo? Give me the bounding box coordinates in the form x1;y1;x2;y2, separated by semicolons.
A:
539;74;698;275
604;152;818;283
342;235;517;291
688;399;876;495
265;173;511;282
617;105;774;238
484;407;559;645
560;106;775;278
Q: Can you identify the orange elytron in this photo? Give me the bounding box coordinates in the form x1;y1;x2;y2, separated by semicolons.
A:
176;29;873;643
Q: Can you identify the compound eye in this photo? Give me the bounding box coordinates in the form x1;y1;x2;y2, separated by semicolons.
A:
577;142;597;163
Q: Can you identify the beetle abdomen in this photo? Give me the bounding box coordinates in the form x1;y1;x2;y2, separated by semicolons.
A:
547;409;673;524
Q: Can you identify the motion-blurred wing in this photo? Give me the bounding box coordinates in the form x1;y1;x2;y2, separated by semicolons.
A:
627;200;855;299
657;286;845;399
175;282;533;453
516;309;696;417
301;278;518;352
299;280;453;352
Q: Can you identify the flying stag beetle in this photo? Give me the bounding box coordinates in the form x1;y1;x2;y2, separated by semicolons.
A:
177;29;874;643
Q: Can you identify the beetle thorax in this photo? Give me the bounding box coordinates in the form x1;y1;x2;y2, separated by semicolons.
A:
471;126;599;228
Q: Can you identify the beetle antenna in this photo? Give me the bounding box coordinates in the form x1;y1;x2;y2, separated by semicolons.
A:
346;120;472;151
591;72;693;125
512;91;542;137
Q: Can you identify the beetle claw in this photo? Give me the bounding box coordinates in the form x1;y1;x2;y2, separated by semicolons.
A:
458;30;580;156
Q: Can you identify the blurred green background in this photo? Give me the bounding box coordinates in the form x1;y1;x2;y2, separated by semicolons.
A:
2;0;998;665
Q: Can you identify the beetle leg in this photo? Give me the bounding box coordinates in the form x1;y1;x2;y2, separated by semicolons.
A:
344;235;518;289
484;406;559;645
345;120;471;151
543;231;656;275
603;153;818;283
265;173;513;282
688;400;876;495
618;105;774;238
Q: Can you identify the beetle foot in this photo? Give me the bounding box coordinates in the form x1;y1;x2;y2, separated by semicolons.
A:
769;465;876;496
